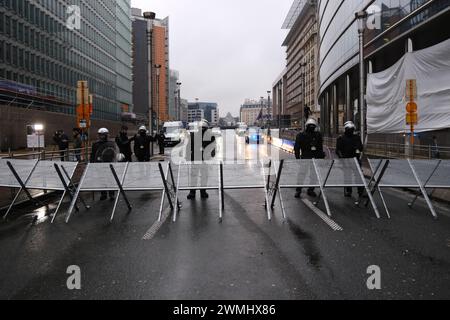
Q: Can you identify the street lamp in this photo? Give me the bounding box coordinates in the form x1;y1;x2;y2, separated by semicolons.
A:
267;90;271;128
300;61;307;129
155;64;162;132
278;80;283;132
177;82;182;121
356;10;368;143
34;123;44;157
144;12;156;156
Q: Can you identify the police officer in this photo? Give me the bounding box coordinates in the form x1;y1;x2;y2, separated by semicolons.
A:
294;118;325;198
133;126;154;162
336;121;364;198
186;121;216;200
115;125;133;162
91;128;117;200
156;130;166;155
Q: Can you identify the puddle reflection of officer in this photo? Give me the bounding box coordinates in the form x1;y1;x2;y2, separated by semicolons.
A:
186;121;216;200
294;118;325;198
336;121;364;198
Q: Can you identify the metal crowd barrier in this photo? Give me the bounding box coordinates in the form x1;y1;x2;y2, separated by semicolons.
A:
367;159;450;219
66;162;179;223
0;159;82;222
271;158;380;219
1;158;449;226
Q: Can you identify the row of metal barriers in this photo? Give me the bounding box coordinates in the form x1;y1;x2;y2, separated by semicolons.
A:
0;158;449;224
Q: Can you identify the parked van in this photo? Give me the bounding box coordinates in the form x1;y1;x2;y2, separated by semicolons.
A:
163;121;185;147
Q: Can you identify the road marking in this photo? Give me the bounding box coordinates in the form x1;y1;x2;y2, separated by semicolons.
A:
142;209;171;241
302;198;343;231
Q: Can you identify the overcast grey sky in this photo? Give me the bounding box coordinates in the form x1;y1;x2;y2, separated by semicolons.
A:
131;0;292;117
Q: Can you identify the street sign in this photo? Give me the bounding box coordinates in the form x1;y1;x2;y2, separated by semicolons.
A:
76;80;91;129
406;101;418;113
406;113;418;125
406;79;417;100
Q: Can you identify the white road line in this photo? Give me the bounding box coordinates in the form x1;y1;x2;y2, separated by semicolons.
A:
302;198;343;231
142;209;171;240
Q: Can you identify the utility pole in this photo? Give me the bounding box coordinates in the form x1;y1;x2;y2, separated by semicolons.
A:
356;10;368;143
155;64;161;132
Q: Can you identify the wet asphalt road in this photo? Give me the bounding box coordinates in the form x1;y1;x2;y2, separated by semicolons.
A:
0;131;450;300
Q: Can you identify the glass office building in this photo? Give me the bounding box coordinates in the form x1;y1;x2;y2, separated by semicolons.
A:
318;0;450;136
0;0;133;121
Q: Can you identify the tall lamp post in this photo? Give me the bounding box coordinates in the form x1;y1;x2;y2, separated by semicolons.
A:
144;11;156;156
176;82;182;121
267;90;271;128
356;10;368;143
300;61;307;129
155;64;162;133
278;80;283;132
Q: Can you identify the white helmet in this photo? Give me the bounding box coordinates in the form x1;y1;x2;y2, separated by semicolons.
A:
344;121;356;130
305;118;318;128
98;128;109;134
139;126;147;132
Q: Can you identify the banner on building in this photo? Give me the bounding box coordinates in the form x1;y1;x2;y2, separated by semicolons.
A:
366;39;450;134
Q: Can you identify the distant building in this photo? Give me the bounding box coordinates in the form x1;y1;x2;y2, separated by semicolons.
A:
240;99;269;126
280;0;319;127
187;108;204;123
219;113;239;127
132;8;170;126
188;102;219;124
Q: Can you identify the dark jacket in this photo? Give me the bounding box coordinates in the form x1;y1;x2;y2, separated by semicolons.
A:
133;134;154;161
73;135;82;150
185;128;216;162
294;131;325;159
90;140;117;163
115;133;132;157
156;133;166;145
54;133;69;150
336;134;363;159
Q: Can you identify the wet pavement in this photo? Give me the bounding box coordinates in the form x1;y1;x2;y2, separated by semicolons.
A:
1;130;450;300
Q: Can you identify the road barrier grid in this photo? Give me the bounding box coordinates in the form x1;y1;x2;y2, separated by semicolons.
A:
1;158;449;225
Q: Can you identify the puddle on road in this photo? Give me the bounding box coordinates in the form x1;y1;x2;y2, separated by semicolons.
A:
287;218;322;269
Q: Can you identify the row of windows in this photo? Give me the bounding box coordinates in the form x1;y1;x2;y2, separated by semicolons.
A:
0;67;120;121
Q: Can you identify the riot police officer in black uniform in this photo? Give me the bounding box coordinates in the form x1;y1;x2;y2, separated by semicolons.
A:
91;128;117;200
294;118;325;198
185;121;216;200
336;121;364;198
115;125;133;162
133;126;154;162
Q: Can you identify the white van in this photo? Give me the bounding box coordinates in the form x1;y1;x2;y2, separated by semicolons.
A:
163;121;185;147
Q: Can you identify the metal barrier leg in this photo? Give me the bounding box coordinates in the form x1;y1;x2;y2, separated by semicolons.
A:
261;161;272;221
408;159;438;219
173;163;182;222
168;163;181;210
270;160;283;209
278;186;287;220
366;160;391;218
354;158;380;219
3;160;39;220
110;163;132;222
61;165;89;210
312;159;333;217
52;163;75;223
157;163;170;221
408;160;441;209
218;162;223;222
66;165;89;223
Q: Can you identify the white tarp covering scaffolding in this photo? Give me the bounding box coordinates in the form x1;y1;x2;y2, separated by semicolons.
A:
366;38;450;134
